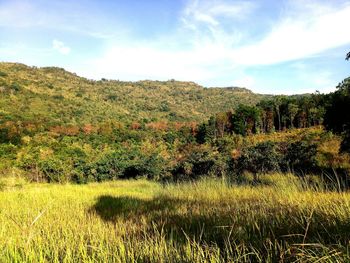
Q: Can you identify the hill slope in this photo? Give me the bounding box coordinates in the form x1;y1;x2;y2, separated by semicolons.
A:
0;62;270;125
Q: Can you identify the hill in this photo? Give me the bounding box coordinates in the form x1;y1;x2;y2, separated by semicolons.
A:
0;62;270;125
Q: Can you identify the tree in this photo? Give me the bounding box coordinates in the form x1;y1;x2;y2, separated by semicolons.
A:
341;53;350;151
324;77;350;153
324;78;350;133
257;100;275;133
283;141;318;174
172;144;224;181
274;97;282;131
287;103;299;128
232;105;260;136
236;141;280;181
195;123;207;144
309;107;325;126
215;112;232;137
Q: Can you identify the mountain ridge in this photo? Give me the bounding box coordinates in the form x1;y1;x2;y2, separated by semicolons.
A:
0;62;270;125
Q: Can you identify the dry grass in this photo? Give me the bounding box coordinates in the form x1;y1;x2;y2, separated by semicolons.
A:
0;174;349;262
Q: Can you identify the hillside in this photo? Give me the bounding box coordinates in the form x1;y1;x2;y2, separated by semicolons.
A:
0;62;269;125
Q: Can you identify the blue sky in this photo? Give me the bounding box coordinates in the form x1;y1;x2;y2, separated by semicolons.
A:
0;0;349;94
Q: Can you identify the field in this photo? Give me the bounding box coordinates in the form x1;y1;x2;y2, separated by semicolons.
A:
1;175;350;262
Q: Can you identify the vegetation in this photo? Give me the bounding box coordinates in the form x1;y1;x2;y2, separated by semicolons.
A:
0;62;349;184
1;61;350;262
324;77;350;153
0;62;267;125
1;175;350;262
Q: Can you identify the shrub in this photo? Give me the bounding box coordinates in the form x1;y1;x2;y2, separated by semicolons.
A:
172;144;226;181
10;83;21;92
282;141;318;175
340;131;350;153
0;71;8;77
159;101;170;112
0;143;17;159
0;127;21;145
162;131;177;145
38;158;68;183
53;95;64;100
88;151;127;181
107;94;118;101
234;141;280;181
81;148;166;182
120;153;165;180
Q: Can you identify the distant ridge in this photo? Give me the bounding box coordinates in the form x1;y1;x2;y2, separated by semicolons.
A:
0;62;270;125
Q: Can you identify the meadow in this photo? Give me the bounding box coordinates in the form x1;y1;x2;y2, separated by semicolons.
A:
1;174;350;262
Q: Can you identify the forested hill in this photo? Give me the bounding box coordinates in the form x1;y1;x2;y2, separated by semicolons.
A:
0;62;270;125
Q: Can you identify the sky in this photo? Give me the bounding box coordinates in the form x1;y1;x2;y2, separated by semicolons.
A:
0;0;350;94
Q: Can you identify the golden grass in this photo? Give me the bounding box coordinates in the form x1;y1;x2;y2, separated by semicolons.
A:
0;174;350;262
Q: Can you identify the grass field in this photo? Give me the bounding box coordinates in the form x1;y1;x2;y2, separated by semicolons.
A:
1;174;350;262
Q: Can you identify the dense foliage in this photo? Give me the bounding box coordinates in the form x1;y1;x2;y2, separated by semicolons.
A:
0;62;349;183
324;77;350;153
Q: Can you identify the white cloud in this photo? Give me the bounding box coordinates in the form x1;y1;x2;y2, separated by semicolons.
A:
2;0;349;93
182;0;257;27
230;2;350;65
233;75;256;88
52;39;71;55
84;44;228;81
0;0;40;28
0;0;125;39
80;0;257;82
180;0;350;66
77;0;350;91
296;68;335;94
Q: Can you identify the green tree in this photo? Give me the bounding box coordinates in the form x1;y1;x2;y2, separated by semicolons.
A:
287;103;299;128
232;105;260;136
324;77;350;153
283;141;318;174
236;141;280;181
257;100;275;133
274;97;282;131
195;123;207;144
215;112;232;138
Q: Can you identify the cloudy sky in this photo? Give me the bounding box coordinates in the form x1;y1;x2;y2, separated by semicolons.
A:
0;0;349;94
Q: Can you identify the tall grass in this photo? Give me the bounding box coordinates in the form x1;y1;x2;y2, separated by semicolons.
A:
0;174;349;262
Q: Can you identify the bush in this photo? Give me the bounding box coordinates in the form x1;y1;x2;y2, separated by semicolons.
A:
340;131;350;153
0;71;8;77
81;148;166;182
172;144;226;181
86;151;127;181
234;141;280;181
120;153;165;180
53;95;64;100
38;159;68;183
10;83;21;92
282;141;318;175
0;143;17;160
0;127;21;145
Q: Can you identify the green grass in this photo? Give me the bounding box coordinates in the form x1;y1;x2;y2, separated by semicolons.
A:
0;174;350;262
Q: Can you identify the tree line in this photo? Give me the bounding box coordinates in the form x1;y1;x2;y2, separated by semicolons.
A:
196;93;327;143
